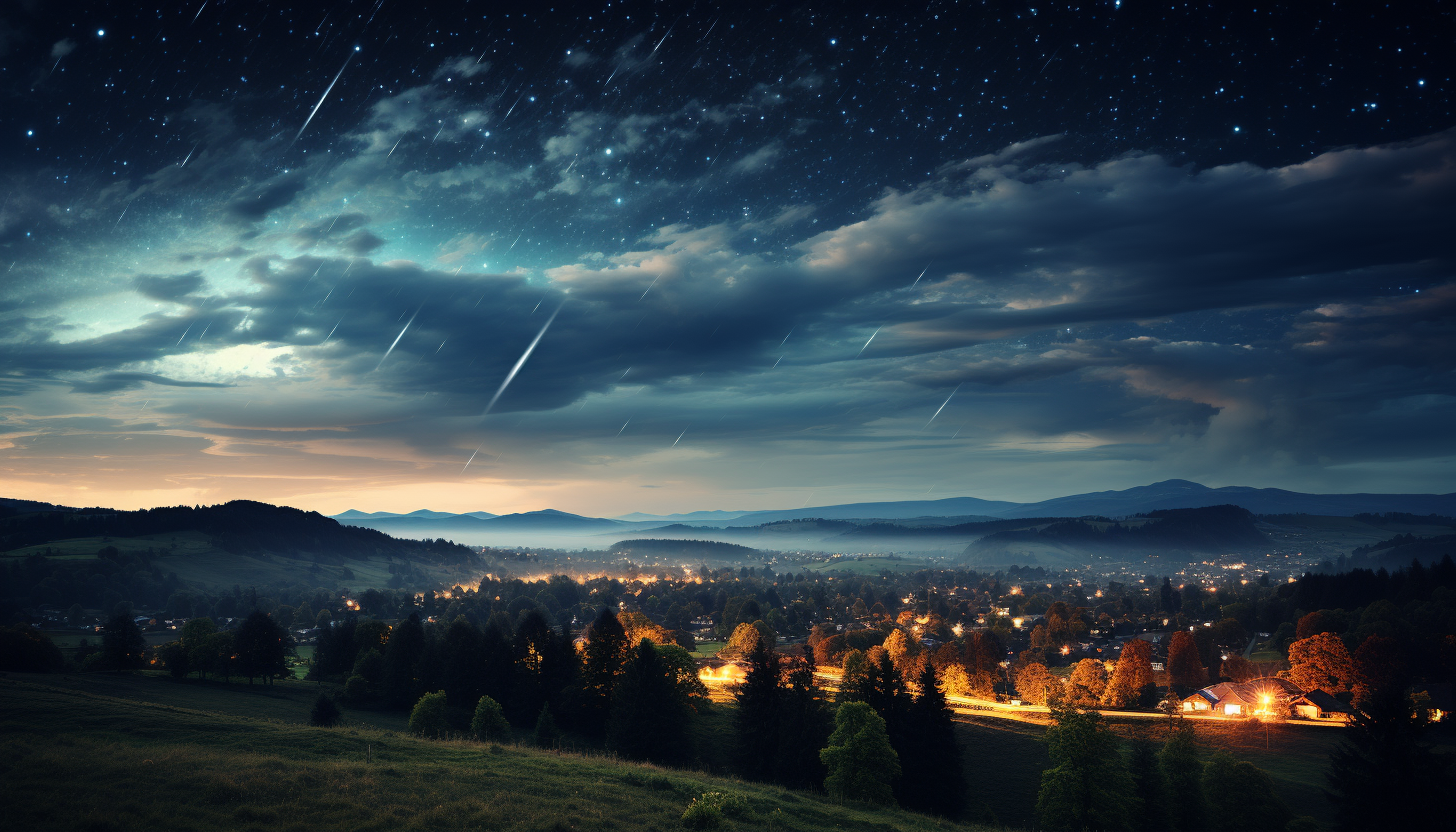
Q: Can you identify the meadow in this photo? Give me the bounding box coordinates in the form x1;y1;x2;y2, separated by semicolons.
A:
0;674;999;832
0;668;1367;831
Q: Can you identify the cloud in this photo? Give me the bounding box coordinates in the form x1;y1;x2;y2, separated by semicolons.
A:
433;56;491;79
135;273;207;302
731;142;782;174
224;173;309;223
49;38;74;60
69;373;237;394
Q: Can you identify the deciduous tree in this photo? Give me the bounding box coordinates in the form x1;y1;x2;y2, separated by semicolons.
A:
408;690;450;738
1285;632;1355;694
1166;631;1206;693
1102;639;1154;708
1016;662;1061;706
1159;724;1205;832
1036;708;1135;831
820;701;900;805
101;612;145;672
1202;753;1290;832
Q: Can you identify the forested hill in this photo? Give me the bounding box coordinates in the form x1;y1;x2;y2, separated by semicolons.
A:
970;504;1266;554
0;499;477;564
607;538;760;559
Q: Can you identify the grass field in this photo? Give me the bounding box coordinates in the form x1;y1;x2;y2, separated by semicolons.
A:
690;641;726;658
0;669;1384;831
0;674;1000;832
951;713;1356;829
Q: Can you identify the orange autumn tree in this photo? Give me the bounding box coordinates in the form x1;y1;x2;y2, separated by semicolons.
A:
1102;638;1154;708
1166;630;1206;692
1285;632;1355;693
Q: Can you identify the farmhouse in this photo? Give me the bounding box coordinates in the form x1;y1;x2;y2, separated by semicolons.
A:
1180;678;1304;717
1291;689;1349;720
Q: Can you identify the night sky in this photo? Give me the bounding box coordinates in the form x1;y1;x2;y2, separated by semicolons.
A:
1;1;1453;516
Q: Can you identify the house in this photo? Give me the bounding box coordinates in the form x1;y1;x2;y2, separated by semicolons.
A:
1292;689;1349;720
1181;678;1303;717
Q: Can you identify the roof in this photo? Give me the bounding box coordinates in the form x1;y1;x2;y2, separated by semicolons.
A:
1296;689;1348;712
1185;678;1305;707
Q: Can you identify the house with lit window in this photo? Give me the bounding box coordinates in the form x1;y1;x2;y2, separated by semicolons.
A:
1180;678;1303;717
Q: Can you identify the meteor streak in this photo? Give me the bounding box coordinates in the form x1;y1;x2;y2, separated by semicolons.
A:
294;48;358;144
482;299;564;416
856;326;882;357
375;307;419;370
925;384;962;427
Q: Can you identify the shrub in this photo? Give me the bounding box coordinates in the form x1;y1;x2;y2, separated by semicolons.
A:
310;693;342;727
680;791;749;829
408;691;450;738
470;695;510;742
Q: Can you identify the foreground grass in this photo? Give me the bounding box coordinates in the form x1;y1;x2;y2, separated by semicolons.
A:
0;676;999;832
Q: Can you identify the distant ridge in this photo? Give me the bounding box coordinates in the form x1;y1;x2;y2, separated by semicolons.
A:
327;479;1456;537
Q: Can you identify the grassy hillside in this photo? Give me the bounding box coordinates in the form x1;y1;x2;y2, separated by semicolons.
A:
953;714;1352;829
0;675;1000;832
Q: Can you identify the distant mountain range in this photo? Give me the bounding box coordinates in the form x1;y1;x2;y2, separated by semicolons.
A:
334;479;1456;534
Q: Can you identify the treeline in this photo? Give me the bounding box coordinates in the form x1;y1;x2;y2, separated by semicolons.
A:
0;499;477;562
977;505;1266;553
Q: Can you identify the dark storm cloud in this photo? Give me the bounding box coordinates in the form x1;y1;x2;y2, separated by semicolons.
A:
289;212;371;249
70;372;235;394
135;272;206;302
224;172;309;224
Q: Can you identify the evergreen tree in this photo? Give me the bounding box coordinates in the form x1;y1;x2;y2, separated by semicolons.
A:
511;609;576;725
733;638;782;781
1127;731;1170;832
1202;753;1290;832
533;704;562;748
383;613;425;709
578;607;629;735
479;617;514;713
608;639;693;764
101;611;145;672
820;701;900;805
1159;724;1206;832
897;662;966;817
441;615;483;709
1326;683;1449;830
1035;708;1136;832
775;660;831;790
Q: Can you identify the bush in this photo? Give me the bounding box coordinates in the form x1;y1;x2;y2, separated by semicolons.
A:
0;625;66;673
680;791;749;829
470;695;510;742
310;693;342;727
408;691;450;738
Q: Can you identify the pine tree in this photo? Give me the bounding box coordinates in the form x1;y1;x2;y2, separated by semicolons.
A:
775;660;831;789
441;615;483;709
533;703;562;748
1127;731;1169;832
733;638;782;781
1159;724;1206;832
607;639;692;764
383;613;425;709
1326;684;1449;830
578;607;628;735
897;662;966;817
